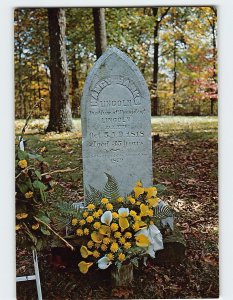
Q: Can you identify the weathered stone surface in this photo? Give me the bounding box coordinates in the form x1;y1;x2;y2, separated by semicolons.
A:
81;47;152;196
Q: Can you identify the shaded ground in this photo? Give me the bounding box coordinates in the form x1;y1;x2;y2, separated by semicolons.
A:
16;116;218;299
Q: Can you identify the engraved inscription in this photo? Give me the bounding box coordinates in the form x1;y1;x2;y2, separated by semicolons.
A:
81;47;153;196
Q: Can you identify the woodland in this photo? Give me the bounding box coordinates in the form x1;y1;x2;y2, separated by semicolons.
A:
15;7;218;299
15;7;217;125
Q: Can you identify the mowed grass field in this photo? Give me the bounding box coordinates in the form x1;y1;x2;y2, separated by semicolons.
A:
16;116;218;299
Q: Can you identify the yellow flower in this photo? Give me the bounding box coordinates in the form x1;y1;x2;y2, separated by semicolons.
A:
25;191;33;199
136;201;141;206
134;186;145;198
119;237;126;244
124;242;131;250
92;250;100;258
32;223;39;230
110;223;119;232
97;209;103;215
128;196;135;204
103;237;111;245
124;232;132;239
78;261;93;274
117;197;124;203
134;221;147;231
118;253;126;262
76;229;83;236
16;213;28;220
145;187;157;199
148;197;159;208
87;204;95;210
80;245;93;258
140;204;150;217
93;211;100;218
135;181;143;187
99;225;111;236
110;242;119;253
106;253;114;261
93;222;101;230
132;222;140;232
15;224;21;231
106;203;113;210
112;212;119;219
83;228;89;235
130;210;137;217
18;160;27;169
71;218;78;226
83;211;89;218
86;216;93;225
150;221;154;225
119;217;129;232
148;209;154;217
101;198;109;204
95;243;101;249
135;234;150;247
114;231;121;238
86;216;94;223
91;231;104;243
79;219;86;226
101;244;108;251
134;215;141;222
87;240;94;249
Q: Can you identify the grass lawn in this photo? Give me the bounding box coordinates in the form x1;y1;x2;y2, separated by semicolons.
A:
16;116;218;299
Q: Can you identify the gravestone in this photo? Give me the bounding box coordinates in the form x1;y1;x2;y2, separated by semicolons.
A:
81;47;152;196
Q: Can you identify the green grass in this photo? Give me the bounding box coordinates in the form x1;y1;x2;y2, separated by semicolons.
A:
15;116;218;136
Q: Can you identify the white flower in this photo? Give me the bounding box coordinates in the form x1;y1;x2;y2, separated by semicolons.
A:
100;211;112;225
118;207;129;217
135;225;163;258
97;256;112;269
148;224;163;252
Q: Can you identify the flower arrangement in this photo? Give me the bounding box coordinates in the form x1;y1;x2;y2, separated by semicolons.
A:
68;176;173;274
15;143;55;250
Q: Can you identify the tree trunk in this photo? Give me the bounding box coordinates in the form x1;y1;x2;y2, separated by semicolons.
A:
211;20;217;115
71;53;80;118
152;7;159;116
93;8;107;59
46;8;73;132
172;44;177;115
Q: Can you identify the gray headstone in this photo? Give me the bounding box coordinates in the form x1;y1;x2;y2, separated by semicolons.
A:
81;47;153;196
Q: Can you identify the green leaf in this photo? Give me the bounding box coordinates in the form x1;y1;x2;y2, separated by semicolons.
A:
33;180;46;191
17;182;29;194
155;184;167;194
40;227;51;235
36;213;50;225
131;257;139;268
35;239;44;251
35;170;41;180
28;153;44;162
18;150;29;160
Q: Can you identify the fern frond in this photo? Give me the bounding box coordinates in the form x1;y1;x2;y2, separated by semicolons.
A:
85;188;95;205
54;201;82;218
89;186;103;203
154;200;173;220
102;173;120;201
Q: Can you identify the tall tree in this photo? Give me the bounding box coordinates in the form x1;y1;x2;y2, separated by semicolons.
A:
152;7;170;116
46;8;73;132
93;8;107;58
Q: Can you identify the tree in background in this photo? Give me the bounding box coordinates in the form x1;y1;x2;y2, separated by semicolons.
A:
152;7;170;116
46;8;73;132
14;7;218;118
93;8;107;58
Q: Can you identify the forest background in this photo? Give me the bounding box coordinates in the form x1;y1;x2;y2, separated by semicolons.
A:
14;7;217;121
